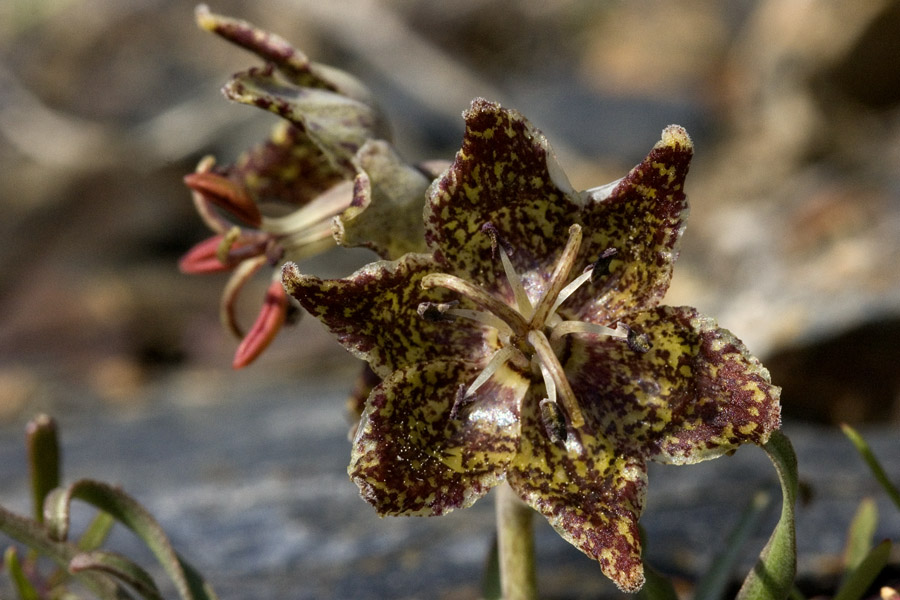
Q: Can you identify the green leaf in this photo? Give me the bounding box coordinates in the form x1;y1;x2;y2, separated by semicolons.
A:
43;479;218;600
77;511;116;552
841;424;900;510
0;504;131;599
833;539;891;600
736;431;798;600
637;562;679;600
695;490;772;600
842;498;877;572
26;414;61;524
69;550;164;600
4;545;40;600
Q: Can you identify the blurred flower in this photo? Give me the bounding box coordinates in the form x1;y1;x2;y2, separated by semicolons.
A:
283;99;781;591
182;7;432;367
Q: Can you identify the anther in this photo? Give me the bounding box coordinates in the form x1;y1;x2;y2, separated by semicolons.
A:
626;326;652;353
539;398;568;445
590;248;618;285
449;384;469;420
417;301;458;322
481;222;514;258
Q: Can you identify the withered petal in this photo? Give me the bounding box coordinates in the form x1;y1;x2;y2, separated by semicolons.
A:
564;305;781;464
350;358;528;516
281;254;497;378
507;388;648;592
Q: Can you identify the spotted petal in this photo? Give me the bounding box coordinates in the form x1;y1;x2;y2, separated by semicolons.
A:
281;254;497;378
563;305;781;464
424;98;582;304
225;65;387;173
569;126;693;324
507;388;648;592
196;5;376;104
350;358;528;516
206;121;347;208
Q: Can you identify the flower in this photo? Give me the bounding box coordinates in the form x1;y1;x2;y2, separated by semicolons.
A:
181;7;433;367
282;98;781;591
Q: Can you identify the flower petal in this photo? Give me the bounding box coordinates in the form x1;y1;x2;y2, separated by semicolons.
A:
224;65;386;172
281;254;497;378
195;5;376;104
424;98;582;303
507;389;647;592
333;140;429;259
211;121;347;208
568;126;692;323
564;305;782;465
350;358;528;516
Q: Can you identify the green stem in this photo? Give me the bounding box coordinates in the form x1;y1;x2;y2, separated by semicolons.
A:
495;483;537;600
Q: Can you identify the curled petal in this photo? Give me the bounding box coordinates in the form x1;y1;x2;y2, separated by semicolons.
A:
350;358;528;516
195;5;376;104
507;388;648;592
571;125;692;323
282;254;496;378
224;66;385;172
232;279;290;369
424;98;582;303
564;305;781;464
333;140;429;259
184;171;262;228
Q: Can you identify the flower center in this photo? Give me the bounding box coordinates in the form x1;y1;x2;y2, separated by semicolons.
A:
420;223;635;437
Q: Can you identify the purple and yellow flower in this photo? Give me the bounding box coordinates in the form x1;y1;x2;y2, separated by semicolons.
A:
282;99;781;591
181;7;431;367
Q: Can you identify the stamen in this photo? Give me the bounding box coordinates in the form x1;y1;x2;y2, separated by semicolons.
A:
449;384;469;420
260;180;354;235
445;309;514;336
548;269;592;317
482;223;533;318
529;224;583;330
463;346;523;399
539;399;568;445
527;329;584;428
625;326;652;353
417;301;457;322
550;320;629;342
217;226;243;264
422;273;529;337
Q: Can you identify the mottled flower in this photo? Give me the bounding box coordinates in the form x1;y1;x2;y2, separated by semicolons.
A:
282;99;781;591
181;7;431;367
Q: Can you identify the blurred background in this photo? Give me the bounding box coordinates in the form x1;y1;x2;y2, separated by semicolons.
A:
1;0;899;598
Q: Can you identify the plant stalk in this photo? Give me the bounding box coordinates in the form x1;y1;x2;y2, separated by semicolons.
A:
495;483;537;600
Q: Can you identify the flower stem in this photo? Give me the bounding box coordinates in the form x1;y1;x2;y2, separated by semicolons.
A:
495;483;537;600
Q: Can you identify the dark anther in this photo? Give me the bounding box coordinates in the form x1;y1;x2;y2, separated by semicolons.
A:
539;398;568;445
626;326;651;354
590;247;618;285
481;222;514;259
450;384;470;420
265;239;286;266
417;301;458;322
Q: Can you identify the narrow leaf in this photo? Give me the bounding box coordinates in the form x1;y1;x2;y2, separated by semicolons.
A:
70;550;164;600
842;498;878;572
833;539;891;600
4;545;40;600
637;562;679;600
841;424;900;510
78;511;116;552
26;414;60;524
736;431;798;600
695;491;772;600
